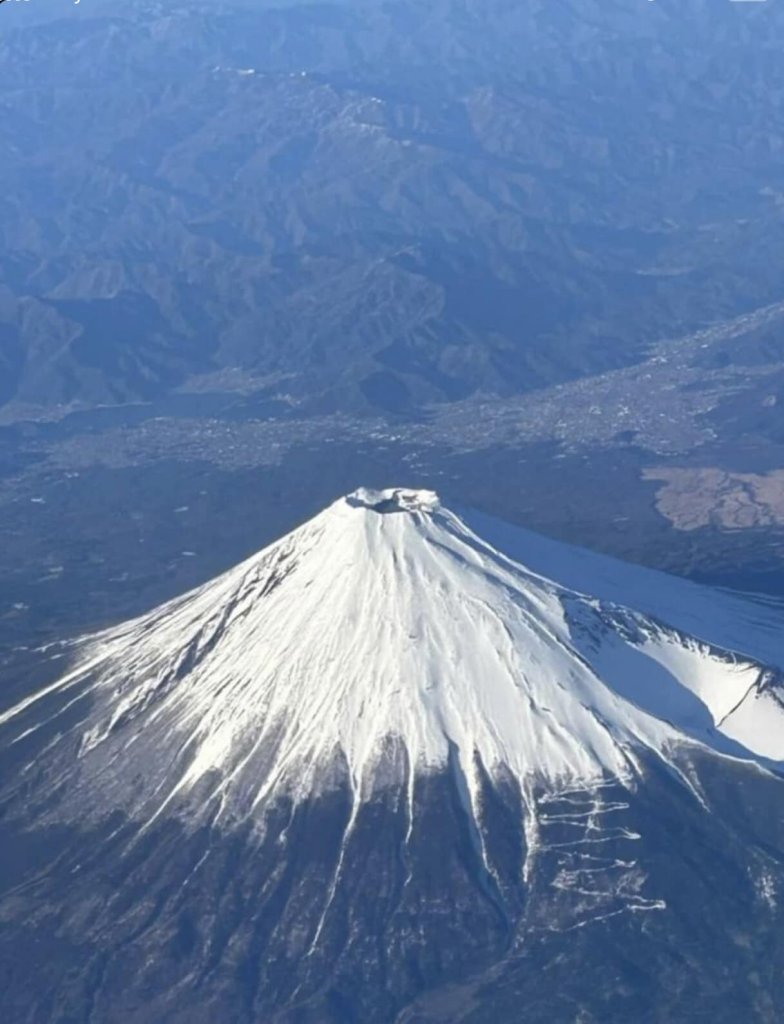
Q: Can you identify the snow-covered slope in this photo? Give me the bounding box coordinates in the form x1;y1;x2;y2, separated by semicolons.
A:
2;487;784;830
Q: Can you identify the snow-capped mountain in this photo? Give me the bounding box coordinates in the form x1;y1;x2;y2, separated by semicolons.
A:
2;488;784;1024
3;487;783;824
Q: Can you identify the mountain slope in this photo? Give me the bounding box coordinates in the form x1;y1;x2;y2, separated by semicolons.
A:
2;488;784;1022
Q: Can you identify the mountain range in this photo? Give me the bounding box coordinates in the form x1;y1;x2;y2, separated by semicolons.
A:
3;0;784;417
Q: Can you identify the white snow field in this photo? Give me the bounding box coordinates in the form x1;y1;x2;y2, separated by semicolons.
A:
2;487;783;829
